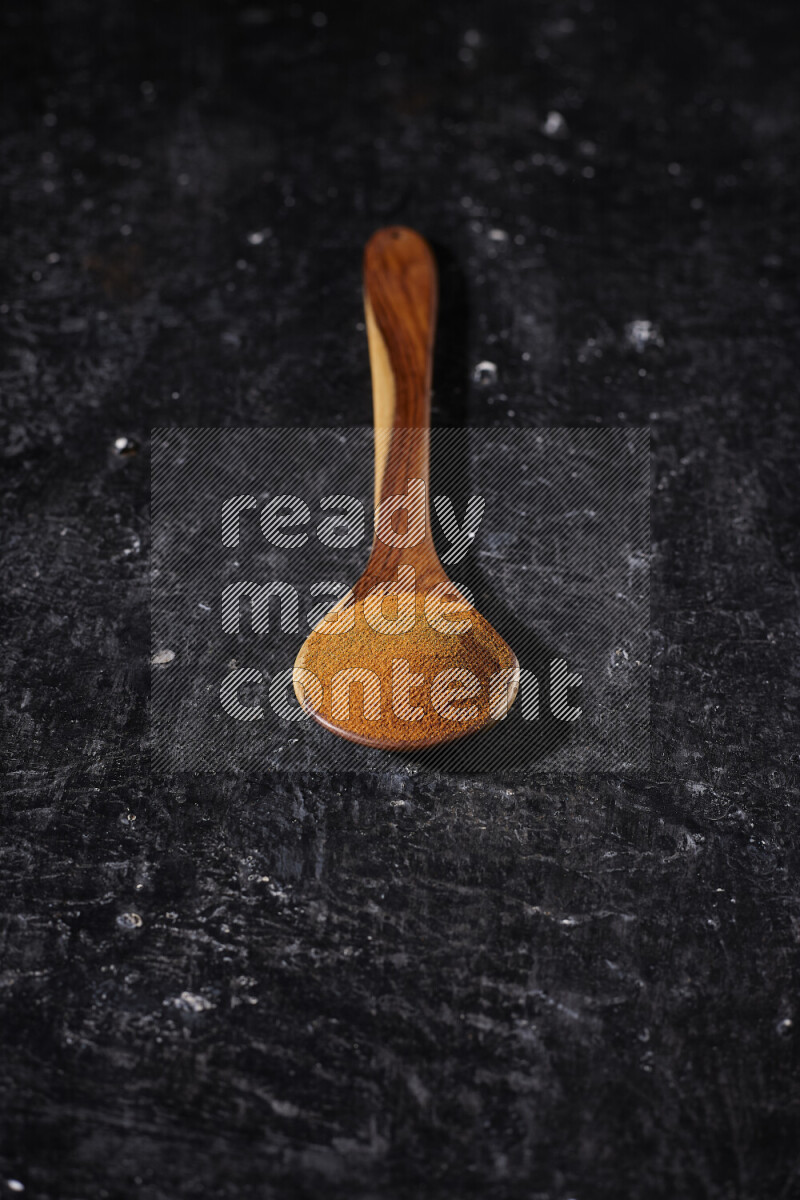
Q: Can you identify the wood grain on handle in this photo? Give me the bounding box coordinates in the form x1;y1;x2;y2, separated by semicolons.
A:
362;226;444;591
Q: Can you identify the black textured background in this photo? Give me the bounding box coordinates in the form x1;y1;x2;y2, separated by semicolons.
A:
1;1;799;1197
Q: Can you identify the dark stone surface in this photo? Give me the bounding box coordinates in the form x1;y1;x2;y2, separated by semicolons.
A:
1;1;798;1197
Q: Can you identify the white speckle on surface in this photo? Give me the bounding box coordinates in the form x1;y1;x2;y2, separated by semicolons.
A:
488;228;508;241
627;551;648;570
169;991;215;1013
542;110;568;138
269;1097;300;1117
625;319;663;351
473;360;498;385
113;435;138;455
7;1183;25;1194
116;912;143;930
609;647;630;670
151;649;175;666
246;229;270;245
777;1018;793;1034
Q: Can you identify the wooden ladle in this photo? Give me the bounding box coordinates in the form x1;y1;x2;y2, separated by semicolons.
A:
293;226;519;749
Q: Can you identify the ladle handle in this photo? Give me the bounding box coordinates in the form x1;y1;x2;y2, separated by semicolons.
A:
363;226;438;520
